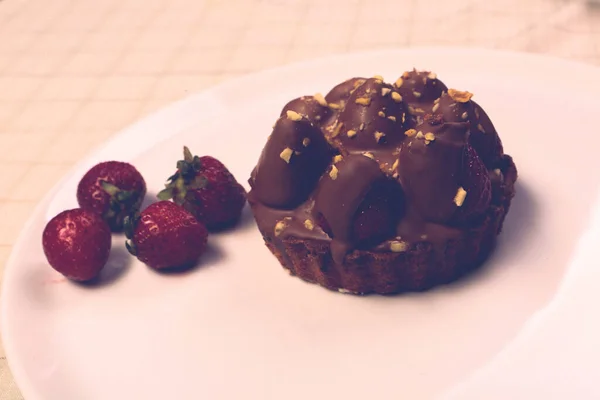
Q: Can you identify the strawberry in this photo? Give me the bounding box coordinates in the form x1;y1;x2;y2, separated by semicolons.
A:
77;161;146;232
352;180;403;245
124;201;208;270
42;208;112;281
453;144;492;224
158;147;246;230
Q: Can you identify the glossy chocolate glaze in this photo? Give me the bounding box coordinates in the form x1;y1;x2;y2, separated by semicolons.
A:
247;71;508;263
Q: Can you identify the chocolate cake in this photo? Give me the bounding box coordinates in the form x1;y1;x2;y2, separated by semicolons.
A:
247;70;517;295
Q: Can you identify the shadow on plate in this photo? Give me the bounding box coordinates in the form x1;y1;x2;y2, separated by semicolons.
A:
76;246;133;288
151;241;227;277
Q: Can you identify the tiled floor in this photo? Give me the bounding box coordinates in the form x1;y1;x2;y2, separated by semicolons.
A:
1;0;600;398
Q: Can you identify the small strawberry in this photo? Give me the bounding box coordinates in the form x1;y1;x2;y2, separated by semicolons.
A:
158;147;246;230
42;208;112;281
77;161;146;232
124;201;208;270
453;145;492;224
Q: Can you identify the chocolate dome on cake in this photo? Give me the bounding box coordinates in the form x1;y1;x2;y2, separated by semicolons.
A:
247;71;517;295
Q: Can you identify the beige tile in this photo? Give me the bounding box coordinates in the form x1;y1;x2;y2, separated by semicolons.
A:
138;98;173;117
60;52;121;76
0;32;36;53
10;164;71;201
40;131;113;164
0;201;37;245
0;132;55;163
286;45;343;63
80;31;139;52
0;245;11;296
149;8;204;29
226;46;287;72
151;75;217;101
11;101;81;131
130;29;192;52
0;77;43;101
186;26;245;49
28;33;85;53
0;101;25;129
36;77;100;101
241;24;296;46
115;51;175;75
0;162;30;200
94;76;157;100
100;9;160;31
3;52;68;76
294;23;352;46
67;101;141;130
168;49;228;74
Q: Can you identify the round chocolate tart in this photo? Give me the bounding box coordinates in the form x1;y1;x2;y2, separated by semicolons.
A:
247;71;517;295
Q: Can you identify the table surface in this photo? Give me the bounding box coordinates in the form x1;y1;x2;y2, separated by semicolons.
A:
1;0;599;398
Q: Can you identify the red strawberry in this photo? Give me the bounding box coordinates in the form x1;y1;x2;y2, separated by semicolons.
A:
453;145;492;223
158;147;246;230
77;161;146;232
42;208;112;281
352;180;403;245
124;201;208;270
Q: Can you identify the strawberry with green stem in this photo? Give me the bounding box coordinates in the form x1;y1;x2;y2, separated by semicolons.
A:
158;147;246;231
77;161;147;232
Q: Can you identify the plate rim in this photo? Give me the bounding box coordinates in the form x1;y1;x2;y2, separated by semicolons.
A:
3;46;600;400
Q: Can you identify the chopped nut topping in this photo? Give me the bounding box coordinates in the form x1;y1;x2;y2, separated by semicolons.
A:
302;137;311;147
413;91;422;98
388;115;396;122
381;87;391;96
391;92;403;103
434;97;441;104
408;106;416;114
393;172;399;178
315;115;322;121
329;165;339;180
390;241;408;252
461;111;468;120
402;71;411;79
279;147;293;163
346;129;357;138
374;131;385;142
378;110;386;118
395;77;404;88
427;72;437;80
415;107;425;113
404;128;417;137
432;103;440;113
274;220;286;236
333;154;343;163
424;132;436;141
392;158;399;171
494;168;502;176
304;219;315;230
359;123;365;131
328;103;341;110
355;97;372;106
314;93;328;107
416;131;424;139
402;113;406;123
477;123;486;133
448;89;473;103
454;187;467;207
362;152;375;160
373;74;384;81
286;110;303;121
331;122;344;137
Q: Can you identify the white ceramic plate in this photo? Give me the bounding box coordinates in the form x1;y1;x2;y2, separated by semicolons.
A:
3;48;600;400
